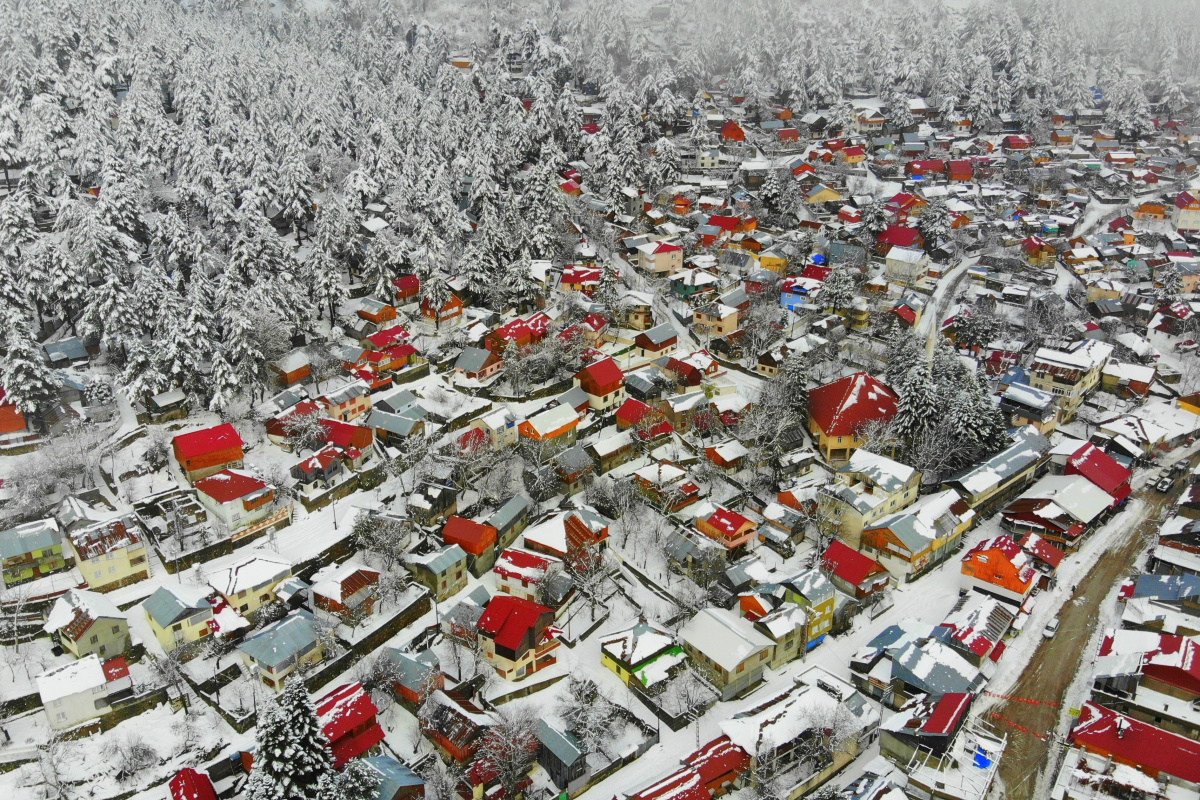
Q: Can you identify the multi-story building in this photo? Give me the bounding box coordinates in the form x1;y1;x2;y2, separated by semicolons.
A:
208;555;293;617
238;610;324;692
65;514;150;592
44;589;131;661
1028;340;1114;421
0;518;72;587
172;423;246;483
142;583;214;655
573;358;626;415
194;469;290;539
821;449;921;549
679;607;774;700
475;594;560;681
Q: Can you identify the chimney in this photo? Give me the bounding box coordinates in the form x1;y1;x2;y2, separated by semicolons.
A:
1116;717;1129;739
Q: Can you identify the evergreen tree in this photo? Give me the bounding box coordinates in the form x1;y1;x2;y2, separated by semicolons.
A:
1159;265;1183;302
885;330;926;388
308;248;348;322
894;360;939;446
245;681;335;800
917;200;952;249
858;200;890;246
759;169;782;215
1;321;60;415
819;267;856;315
316;760;380;800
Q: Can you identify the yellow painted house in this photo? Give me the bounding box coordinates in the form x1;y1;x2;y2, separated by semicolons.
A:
598;619;683;687
804;183;844;204
783;569;836;643
759;249;788;273
143;584;214;655
66;515;150;593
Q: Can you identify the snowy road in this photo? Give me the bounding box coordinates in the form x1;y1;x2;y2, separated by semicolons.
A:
917;255;976;353
990;456;1197;800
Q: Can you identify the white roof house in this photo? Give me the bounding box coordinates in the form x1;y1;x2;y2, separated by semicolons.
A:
524;404;579;437
679;607;773;673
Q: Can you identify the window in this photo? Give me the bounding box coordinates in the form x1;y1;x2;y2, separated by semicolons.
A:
737;663;745;673
94;570;103;578
240;604;249;612
172;623;182;632
90;635;99;644
112;625;120;634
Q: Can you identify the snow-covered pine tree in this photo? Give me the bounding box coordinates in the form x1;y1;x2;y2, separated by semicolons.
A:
245;681;335;800
207;347;240;416
894;360;940;447
916;199;952;250
122;340;170;406
1;321;61;415
818;266;856;315
759;169;782;215
858;200;890;246
1159;264;1184;302
307;248;348;322
884;330;926;389
315;759;380;800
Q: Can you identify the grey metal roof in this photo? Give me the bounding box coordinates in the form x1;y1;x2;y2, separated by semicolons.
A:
368;409;424;436
555;445;593;474
142;585;209;628
557;385;589;410
364;755;424;797
381;647;440;691
237;610;319;669
891;640;983;695
455;347;493;374
0;519;61;559
374;389;419;414
488;495;530;532
536;718;584;766
408;544;466;575
639;323;677;347
43;337;89;362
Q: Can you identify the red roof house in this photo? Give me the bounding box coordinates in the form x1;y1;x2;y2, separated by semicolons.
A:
1065;443;1132;507
876;224;924;253
316;682;386;768
821;539;891;599
475;595;559;680
806;372;899;461
1070;702;1200;784
720;120;745;142
172;424;246;482
442;516;498;557
170;769;218;800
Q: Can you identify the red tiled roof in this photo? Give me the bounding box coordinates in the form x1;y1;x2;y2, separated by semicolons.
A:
442;516;498;556
629;770;711;800
1018;533;1065;569
617;398;655;424
878;225;921;248
807;372;899;437
170;769;218;800
1066;443;1132;501
476;595;553;650
366;325;410;349
921;692;972;736
822;539;885;587
393;274;421;292
103;656;129;682
493;548;552;583
1071;702;1200;783
173;424;244;459
316;682;385;768
800;264;832;282
194;470;269;504
707;507;751;535
653;241;683;254
683;735;751;784
579;357;624;388
893;304;917;324
1177;191;1198;209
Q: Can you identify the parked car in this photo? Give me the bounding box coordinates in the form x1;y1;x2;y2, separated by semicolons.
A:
1044;618;1060;638
1155;475;1176;493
